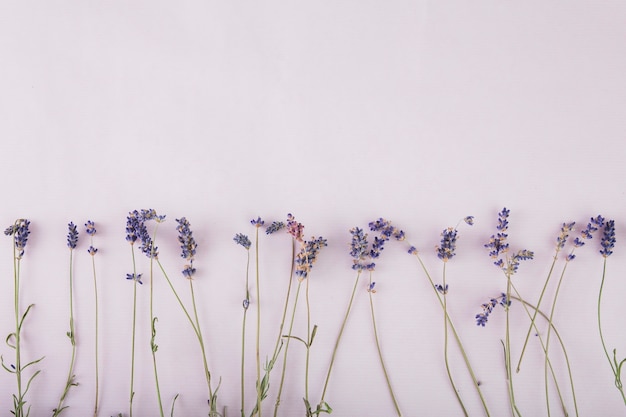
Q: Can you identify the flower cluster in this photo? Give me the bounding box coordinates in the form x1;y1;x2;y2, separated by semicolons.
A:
485;208;533;275
265;221;285;235
556;222;575;251
234;233;251;250
126;209;164;258
475;293;510;326
67;222;79;249
294;236;327;280
86;220;98;256
176;217;197;278
349;227;374;271
566;215;604;261
600;220;616;258
286;213;304;241
436;227;458;262
126;273;143;285
250;217;264;228
5;219;31;259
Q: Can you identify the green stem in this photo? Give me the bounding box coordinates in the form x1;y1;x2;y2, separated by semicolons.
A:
255;227;262;417
413;253;491;416
542;263;569;417
505;275;522;417
92;240;100;417
271;240;296;417
317;271;361;410
149;225;165;417
305;277;311;405
597;258;626;405
242;249;250;417
516;254;559;373
510;290;577;417
441;263;467;417
368;273;402;417
274;281;303;417
54;249;77;416
129;246;138;417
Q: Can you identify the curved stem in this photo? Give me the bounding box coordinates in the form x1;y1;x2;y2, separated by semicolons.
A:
509;290;577;417
149;225;165;417
597;258;626;405
413;254;491;416
441;263;467;417
241;249;250;417
318;271;361;409
517;255;558;373
368;273;402;417
129;246;138;417
92;242;100;417
274;281;303;417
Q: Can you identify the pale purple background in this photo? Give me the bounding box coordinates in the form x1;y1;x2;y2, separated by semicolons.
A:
1;1;625;416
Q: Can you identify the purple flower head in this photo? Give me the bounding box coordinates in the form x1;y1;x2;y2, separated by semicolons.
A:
600;220;616;258
349;227;371;271
464;216;475;226
367;282;377;293
88;246;98;256
5;219;31;259
126;211;140;245
485;208;510;260
475;293;510;326
436;227;458;262
265;221;285;235
294;236;328;280
126;273;143;285
286;214;304;241
67;222;79;249
176;217;197;261
435;284;449;294
250;217;264;228
85;220;96;236
234;233;251;250
129;209;162;258
408;246;417;255
556;222;575;251
182;265;196;279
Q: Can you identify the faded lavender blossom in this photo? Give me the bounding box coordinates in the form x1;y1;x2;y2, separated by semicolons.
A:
234;233;251;250
475;293;510;326
600;220;616;258
287;213;304;241
556;222;575;251
176;217;197;279
367;282;377;293
464;216;475;226
5;219;31;259
265;221;285;235
435;284;449;294
294;236;328;280
67;222;79;249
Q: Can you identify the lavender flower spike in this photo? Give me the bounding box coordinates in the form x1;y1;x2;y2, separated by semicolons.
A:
67;222;79;249
600;220;616;258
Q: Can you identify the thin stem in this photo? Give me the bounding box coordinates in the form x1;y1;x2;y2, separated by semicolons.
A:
517;254;558;373
510;289;578;417
92;241;100;417
305;277;311;405
543;263;569;417
597;258;626;405
441;263;467;417
241;249;250;417
274;281;303;417
54;248;77;416
149;225;165;417
255;227;262;417
505;275;522;417
368;273;402;417
129;246;138;417
189;279;215;406
413;253;491;416
318;271;361;410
